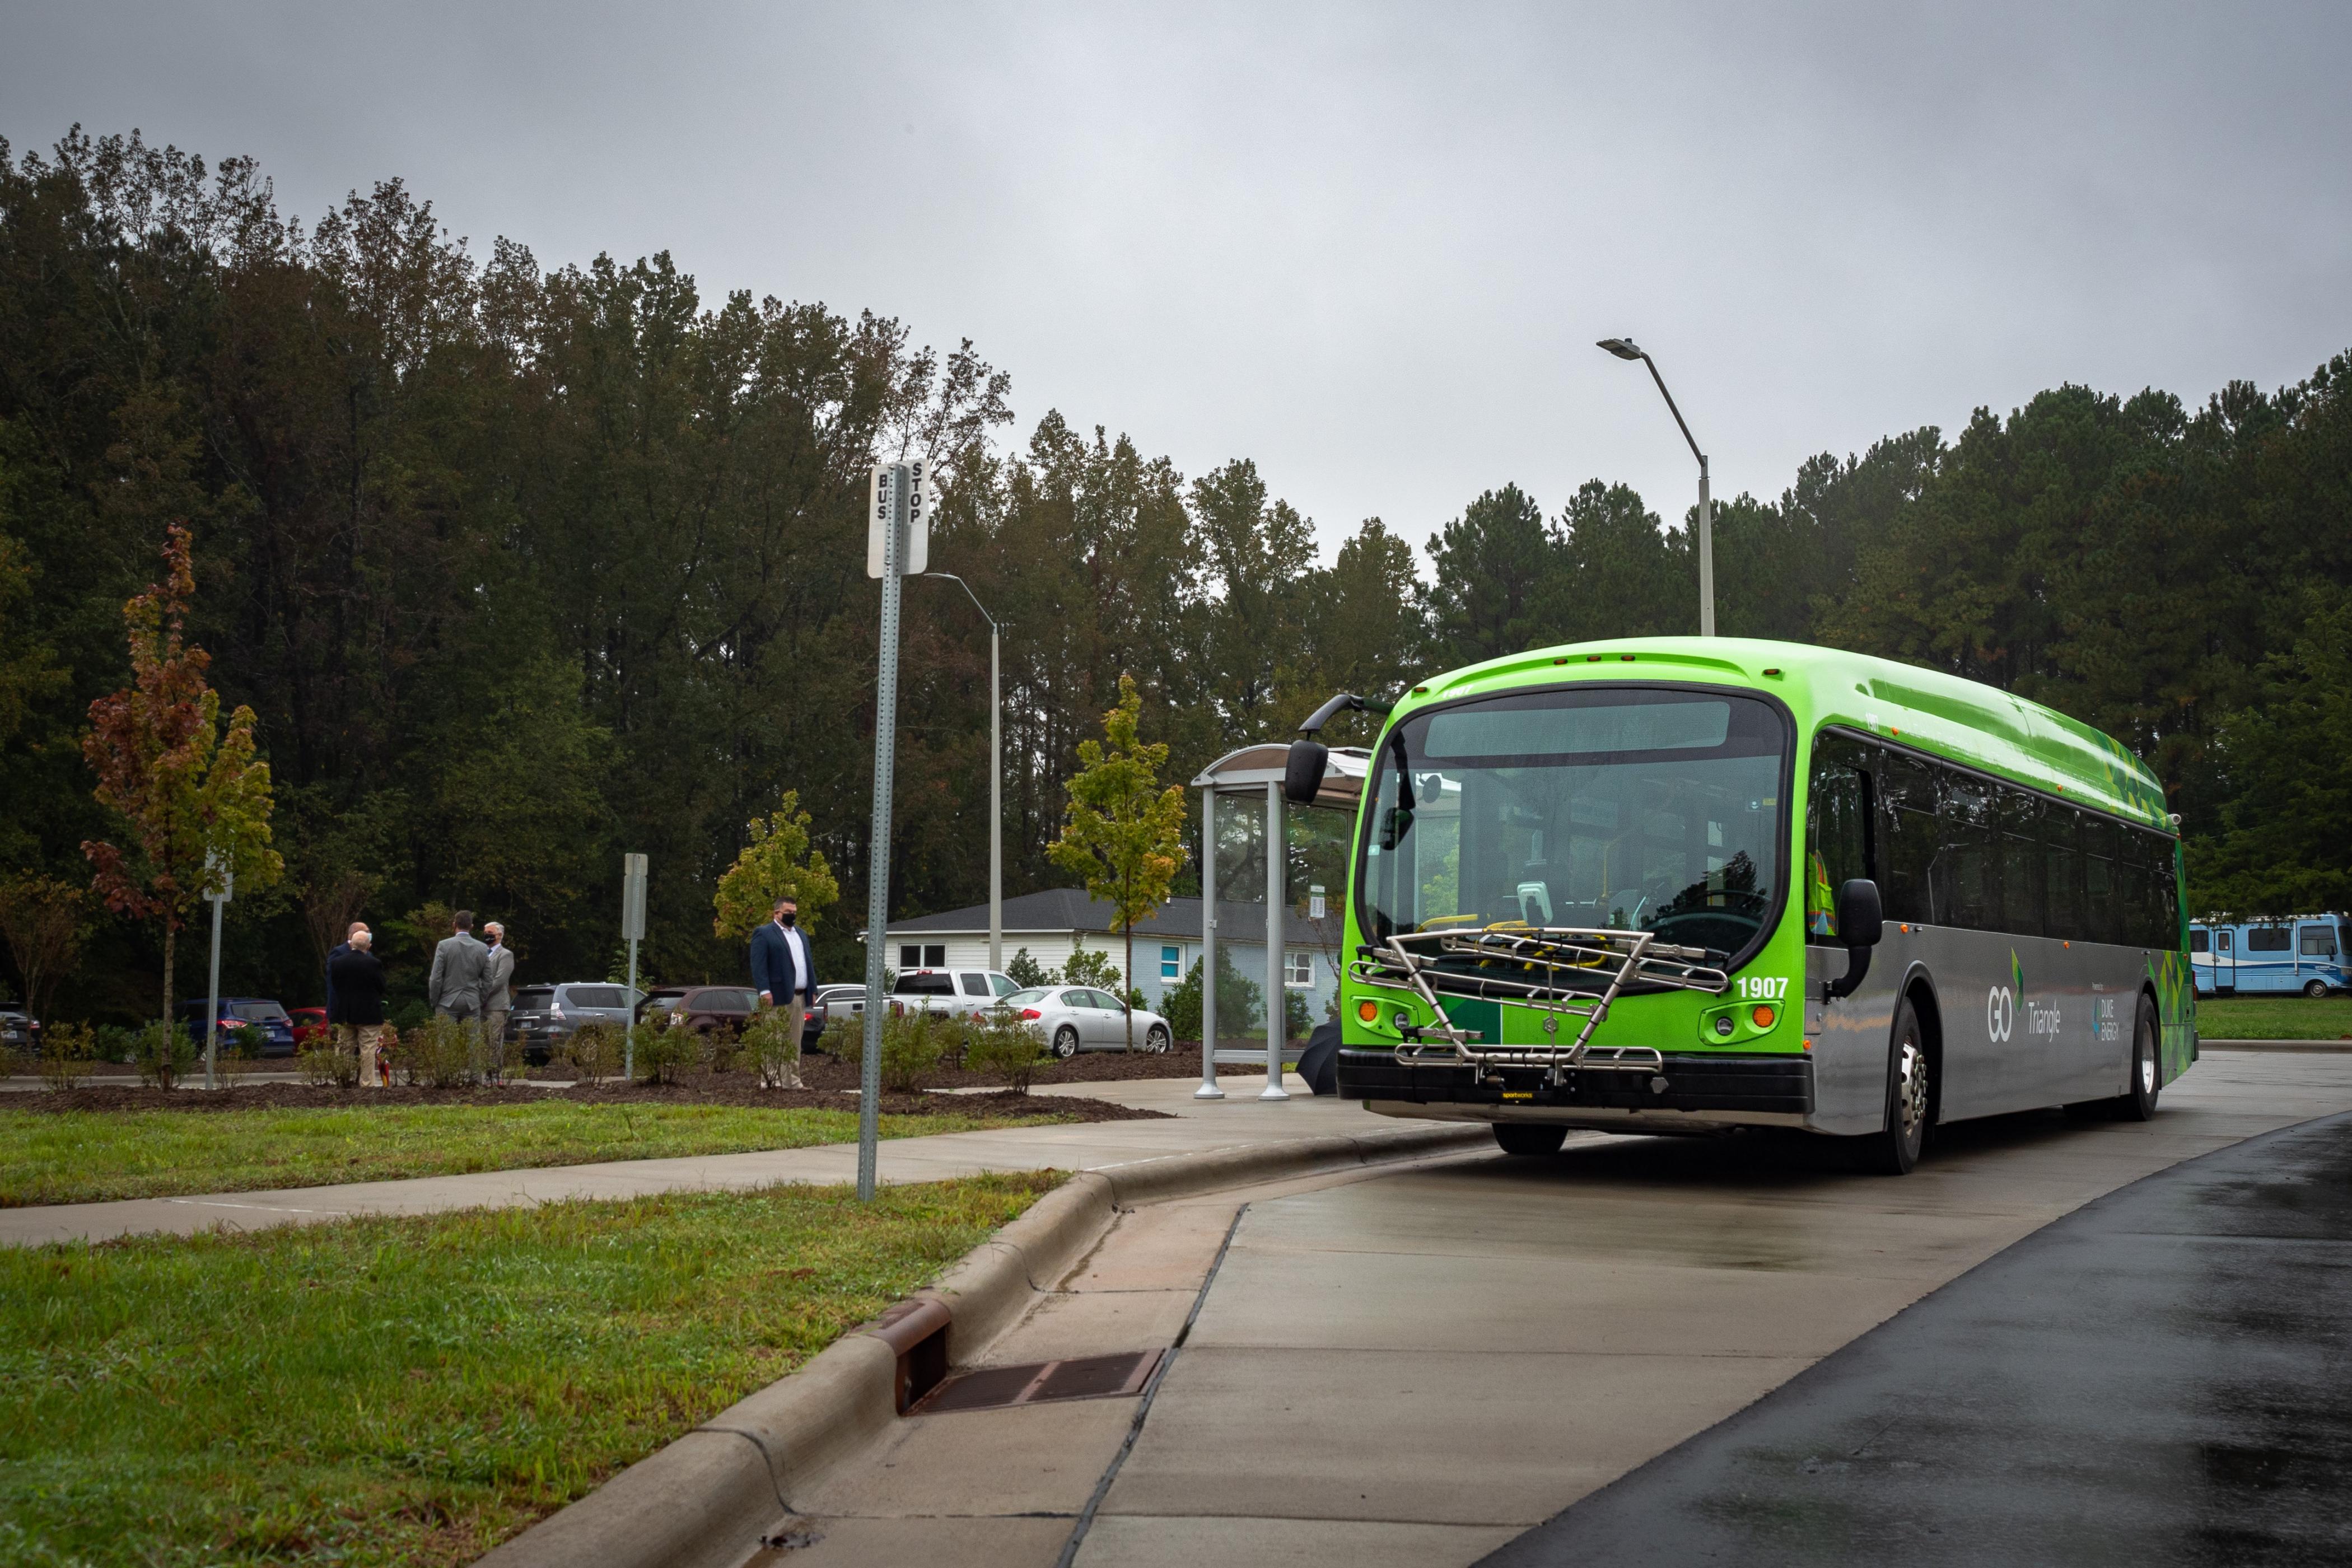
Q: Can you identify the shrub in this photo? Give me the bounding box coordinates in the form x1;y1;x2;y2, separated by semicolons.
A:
631;1015;696;1085
134;1021;197;1089
32;1020;98;1091
298;1024;362;1089
878;1009;944;1093
1005;948;1053;989
388;998;432;1033
815;1014;858;1058
404;1015;480;1088
92;1024;136;1065
962;1014;1050;1093
1160;949;1263;1043
1061;948;1121;990
562;1021;620;1085
740;1005;803;1089
698;1021;746;1076
214;1020;266;1082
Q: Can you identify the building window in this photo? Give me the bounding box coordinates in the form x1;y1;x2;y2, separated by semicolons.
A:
1161;945;1181;981
898;944;945;969
1285;950;1314;987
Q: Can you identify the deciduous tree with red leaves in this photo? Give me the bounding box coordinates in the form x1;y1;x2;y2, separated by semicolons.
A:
81;525;282;1021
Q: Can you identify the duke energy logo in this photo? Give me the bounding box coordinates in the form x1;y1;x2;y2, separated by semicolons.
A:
1989;950;2061;1043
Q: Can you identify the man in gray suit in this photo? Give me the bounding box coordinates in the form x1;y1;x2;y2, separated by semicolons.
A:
428;910;491;1026
480;921;517;1082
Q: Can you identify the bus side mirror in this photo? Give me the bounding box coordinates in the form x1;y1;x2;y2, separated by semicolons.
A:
1284;739;1329;805
1824;879;1882;1002
1836;879;1883;948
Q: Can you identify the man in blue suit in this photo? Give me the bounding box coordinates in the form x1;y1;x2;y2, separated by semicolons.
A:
750;897;818;1081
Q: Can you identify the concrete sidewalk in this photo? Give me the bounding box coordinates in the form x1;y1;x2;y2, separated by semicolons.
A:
0;1072;1334;1247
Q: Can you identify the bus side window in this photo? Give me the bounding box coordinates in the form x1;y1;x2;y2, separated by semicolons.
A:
2082;818;2121;945
1805;732;1873;942
2300;925;2336;958
2188;927;2209;953
1935;773;1998;933
1876;751;1938;925
1995;788;2044;939
2044;809;2084;941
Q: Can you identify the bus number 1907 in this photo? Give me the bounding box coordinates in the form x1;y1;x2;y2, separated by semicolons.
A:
1735;977;1789;1001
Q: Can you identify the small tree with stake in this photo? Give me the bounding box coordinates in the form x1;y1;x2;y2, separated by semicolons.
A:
80;525;282;1024
1048;674;1189;1049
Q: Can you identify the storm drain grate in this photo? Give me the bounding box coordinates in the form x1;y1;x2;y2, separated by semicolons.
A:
911;1350;1163;1414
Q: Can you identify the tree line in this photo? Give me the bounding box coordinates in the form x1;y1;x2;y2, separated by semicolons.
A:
2;127;2346;1021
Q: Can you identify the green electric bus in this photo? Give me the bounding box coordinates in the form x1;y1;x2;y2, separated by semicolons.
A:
1290;637;2194;1174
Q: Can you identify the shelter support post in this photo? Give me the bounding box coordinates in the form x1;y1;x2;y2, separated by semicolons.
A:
1195;787;1222;1099
1262;780;1289;1100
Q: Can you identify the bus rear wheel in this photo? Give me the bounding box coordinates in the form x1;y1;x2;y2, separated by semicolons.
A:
1855;1000;1930;1175
2112;997;2160;1121
1494;1123;1567;1158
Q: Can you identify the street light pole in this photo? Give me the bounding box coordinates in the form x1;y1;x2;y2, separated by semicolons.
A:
923;573;1004;973
1598;338;1714;637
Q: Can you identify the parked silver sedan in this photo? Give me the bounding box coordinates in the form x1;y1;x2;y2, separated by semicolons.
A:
998;987;1172;1058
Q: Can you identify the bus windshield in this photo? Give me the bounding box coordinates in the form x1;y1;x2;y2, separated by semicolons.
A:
1359;686;1789;960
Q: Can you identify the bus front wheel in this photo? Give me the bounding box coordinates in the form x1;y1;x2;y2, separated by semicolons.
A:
1855;1001;1930;1175
2304;979;2331;999
1494;1123;1567;1158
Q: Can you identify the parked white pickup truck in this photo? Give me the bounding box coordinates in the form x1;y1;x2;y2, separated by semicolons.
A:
888;968;1021;1019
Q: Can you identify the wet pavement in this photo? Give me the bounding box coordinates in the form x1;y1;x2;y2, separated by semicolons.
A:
1480;1109;2352;1567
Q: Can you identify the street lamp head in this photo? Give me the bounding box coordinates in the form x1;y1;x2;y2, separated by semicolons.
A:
1597;338;1646;361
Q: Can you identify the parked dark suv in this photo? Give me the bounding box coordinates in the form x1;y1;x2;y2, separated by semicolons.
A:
508;983;644;1065
0;1010;39;1052
174;998;296;1056
637;986;830;1048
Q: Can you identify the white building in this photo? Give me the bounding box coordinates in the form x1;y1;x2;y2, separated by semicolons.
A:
877;889;1341;1029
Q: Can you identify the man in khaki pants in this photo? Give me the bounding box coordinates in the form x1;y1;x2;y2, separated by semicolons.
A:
480;922;517;1082
327;929;389;1086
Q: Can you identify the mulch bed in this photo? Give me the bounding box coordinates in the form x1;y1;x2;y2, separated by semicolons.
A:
6;1076;1168;1123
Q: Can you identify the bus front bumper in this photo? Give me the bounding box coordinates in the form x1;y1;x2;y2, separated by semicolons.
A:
1335;1047;1814;1126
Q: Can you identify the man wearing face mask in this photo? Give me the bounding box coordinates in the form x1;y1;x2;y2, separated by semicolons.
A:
750;897;818;1063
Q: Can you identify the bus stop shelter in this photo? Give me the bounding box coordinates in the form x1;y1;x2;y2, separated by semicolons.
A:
1191;742;1371;1100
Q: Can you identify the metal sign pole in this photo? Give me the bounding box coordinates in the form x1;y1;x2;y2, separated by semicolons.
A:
621;853;647;1083
858;462;910;1200
988;619;1002;974
202;852;230;1090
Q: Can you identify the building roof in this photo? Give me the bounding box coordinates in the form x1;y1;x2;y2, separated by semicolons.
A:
881;889;1340;948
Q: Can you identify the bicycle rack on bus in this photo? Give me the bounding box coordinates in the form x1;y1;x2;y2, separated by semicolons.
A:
1349;925;1729;1084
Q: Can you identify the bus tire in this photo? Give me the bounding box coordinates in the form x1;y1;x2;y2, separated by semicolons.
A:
1855;1000;1930;1175
2112;997;2160;1121
1494;1123;1567;1158
2304;979;2330;999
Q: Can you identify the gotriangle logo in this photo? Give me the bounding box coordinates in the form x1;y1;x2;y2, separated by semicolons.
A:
2010;949;2024;1000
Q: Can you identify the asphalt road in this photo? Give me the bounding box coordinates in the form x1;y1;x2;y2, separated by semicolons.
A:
1480;1108;2352;1567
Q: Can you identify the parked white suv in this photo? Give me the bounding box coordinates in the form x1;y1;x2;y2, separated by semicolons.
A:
889;969;1020;1019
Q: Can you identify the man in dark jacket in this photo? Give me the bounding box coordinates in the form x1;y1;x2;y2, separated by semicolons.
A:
324;921;367;1020
326;929;389;1087
751;897;818;1085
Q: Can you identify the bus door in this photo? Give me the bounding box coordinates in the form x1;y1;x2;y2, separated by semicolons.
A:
2213;927;2236;993
2297;921;2341;996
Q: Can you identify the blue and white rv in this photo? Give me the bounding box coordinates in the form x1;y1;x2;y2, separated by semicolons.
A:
2188;914;2348;997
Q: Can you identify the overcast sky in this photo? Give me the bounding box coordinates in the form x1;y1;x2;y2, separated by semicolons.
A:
6;2;2347;562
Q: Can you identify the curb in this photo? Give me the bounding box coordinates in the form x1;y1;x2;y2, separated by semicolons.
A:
2197;1038;2352;1052
475;1121;1486;1568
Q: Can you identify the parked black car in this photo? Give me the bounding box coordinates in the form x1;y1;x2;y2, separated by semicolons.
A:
1;1010;39;1052
174;998;297;1057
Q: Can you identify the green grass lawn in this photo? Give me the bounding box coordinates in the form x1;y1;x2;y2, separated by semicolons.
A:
0;1172;1059;1567
2197;995;2352;1040
0;1100;1071;1207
